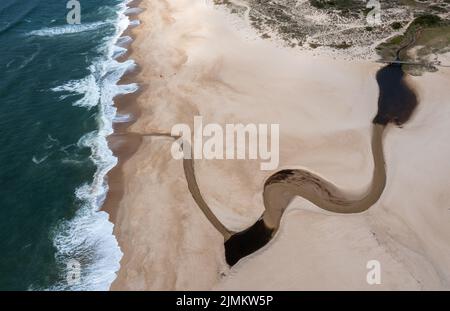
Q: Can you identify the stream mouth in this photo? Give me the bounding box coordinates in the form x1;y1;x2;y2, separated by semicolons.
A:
225;219;274;266
373;63;418;126
221;63;418;266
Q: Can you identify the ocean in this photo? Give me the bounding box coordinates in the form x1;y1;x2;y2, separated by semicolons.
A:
0;0;136;290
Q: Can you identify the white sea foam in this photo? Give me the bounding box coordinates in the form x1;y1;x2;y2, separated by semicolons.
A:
113;45;128;59
116;35;133;47
113;113;133;123
48;0;138;291
29;21;108;37
125;7;143;16
32;155;49;165
52;70;100;109
52;60;137;109
129;19;141;27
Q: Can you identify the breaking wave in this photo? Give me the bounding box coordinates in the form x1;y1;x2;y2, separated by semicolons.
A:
28;21;108;37
47;0;138;291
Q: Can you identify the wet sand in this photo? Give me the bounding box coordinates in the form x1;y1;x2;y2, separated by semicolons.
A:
102;0;144;223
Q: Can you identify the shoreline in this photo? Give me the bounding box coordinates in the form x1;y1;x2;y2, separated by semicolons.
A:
102;0;144;223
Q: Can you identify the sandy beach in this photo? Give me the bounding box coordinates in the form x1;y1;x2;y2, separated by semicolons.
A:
106;0;450;290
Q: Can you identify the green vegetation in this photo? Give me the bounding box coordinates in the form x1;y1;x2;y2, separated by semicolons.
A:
377;14;450;75
389;35;404;45
309;0;378;20
214;0;449;69
391;22;403;30
307;41;353;49
410;14;443;28
332;41;352;49
309;0;360;10
377;14;446;59
429;5;448;13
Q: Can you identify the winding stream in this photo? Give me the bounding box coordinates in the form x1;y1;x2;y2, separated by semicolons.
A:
225;124;385;265
181;60;418;266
